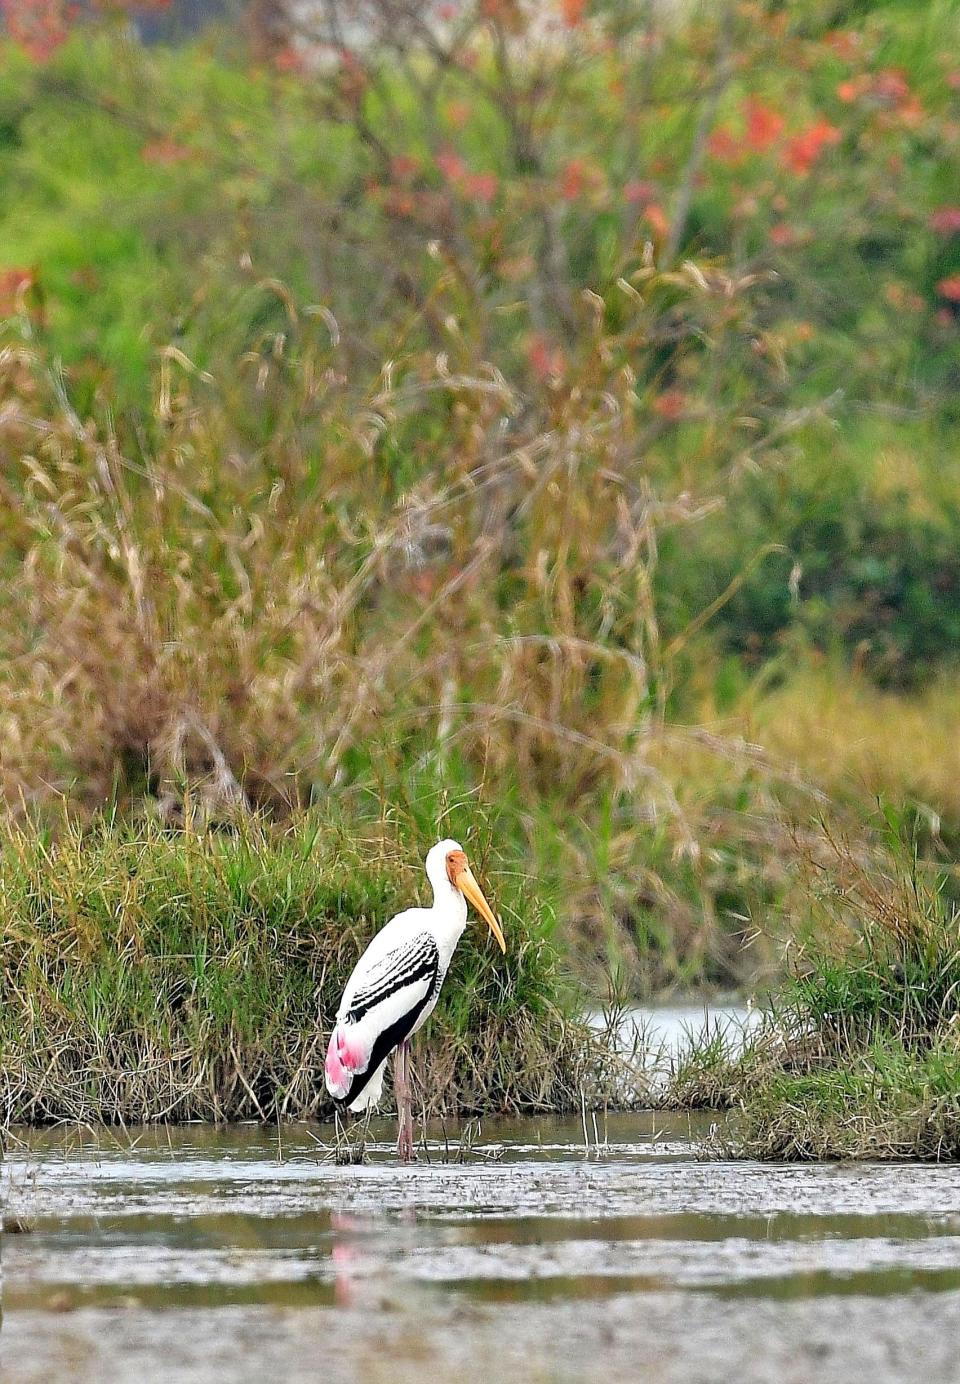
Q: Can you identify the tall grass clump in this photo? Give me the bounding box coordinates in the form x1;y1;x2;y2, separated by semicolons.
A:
0;813;623;1126
664;820;960;1159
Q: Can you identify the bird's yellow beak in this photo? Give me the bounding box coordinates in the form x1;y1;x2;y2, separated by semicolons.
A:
458;865;506;953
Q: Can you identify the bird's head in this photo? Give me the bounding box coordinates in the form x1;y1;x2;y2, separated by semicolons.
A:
426;838;506;952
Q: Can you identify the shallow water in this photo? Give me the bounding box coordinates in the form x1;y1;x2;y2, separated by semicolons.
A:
4;1113;960;1383
594;1000;762;1067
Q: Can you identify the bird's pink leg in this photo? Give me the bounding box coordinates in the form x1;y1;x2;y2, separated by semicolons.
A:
395;1039;415;1163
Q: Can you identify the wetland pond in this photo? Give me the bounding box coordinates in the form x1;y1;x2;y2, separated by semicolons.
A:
3;1007;960;1383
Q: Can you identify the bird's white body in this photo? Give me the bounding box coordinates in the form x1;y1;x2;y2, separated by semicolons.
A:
325;840;472;1112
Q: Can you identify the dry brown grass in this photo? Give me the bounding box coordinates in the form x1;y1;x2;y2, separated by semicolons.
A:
741;667;960;826
0;248;804;989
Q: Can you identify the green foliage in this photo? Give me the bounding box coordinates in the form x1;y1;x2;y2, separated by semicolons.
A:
661;431;960;686
734;1040;960;1160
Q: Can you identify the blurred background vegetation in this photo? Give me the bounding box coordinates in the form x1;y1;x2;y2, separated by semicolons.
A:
1;0;959;997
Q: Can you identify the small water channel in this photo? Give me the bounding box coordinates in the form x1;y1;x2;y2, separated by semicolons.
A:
5;1099;960;1384
594;1000;763;1068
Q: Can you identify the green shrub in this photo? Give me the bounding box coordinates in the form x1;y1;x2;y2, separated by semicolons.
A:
659;439;960;686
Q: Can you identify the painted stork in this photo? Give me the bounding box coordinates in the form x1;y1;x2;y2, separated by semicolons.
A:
324;839;505;1161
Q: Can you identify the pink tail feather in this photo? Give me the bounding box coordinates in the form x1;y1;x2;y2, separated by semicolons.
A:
324;1022;367;1099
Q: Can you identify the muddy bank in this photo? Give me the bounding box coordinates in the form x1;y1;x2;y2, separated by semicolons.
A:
8;1293;960;1384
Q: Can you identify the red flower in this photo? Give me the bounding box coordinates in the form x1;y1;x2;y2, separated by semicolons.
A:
836;76;869;103
557;158;604;201
744;98;784;152
930;208;960;235
784;120;840;174
445;100;472;129
883;282;923;313
643;203;669;239
0;267;35;316
936;276;960;303
652;389;686;422
623;180;655;206
560;0;586;25
526;334;565;380
2;0;71;62
436;149;467;181
707;127;742;166
141;137;194;166
479;0;523;26
559;159;586;200
769;222;796;247
823;29;860;61
874;68;910;106
463;171;498;202
380;187;416;218
273;45;303;74
391;154;421;181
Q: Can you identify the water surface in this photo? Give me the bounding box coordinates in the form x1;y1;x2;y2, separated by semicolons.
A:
4;1113;960;1383
595;1000;762;1068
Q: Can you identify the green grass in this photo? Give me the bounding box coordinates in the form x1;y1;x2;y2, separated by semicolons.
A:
732;1041;960;1161
0;813;622;1125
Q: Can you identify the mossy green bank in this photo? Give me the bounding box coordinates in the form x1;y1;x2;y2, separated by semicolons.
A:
1;815;620;1125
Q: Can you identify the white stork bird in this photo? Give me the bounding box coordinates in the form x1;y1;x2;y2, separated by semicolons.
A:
324;839;505;1161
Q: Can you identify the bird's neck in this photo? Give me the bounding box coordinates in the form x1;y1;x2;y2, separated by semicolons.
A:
427;876;468;957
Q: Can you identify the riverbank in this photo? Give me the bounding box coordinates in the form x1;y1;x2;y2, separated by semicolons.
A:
661;836;960;1161
0;817;623;1126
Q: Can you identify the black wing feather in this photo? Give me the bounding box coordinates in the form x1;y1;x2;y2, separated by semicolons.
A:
337;935;440;1108
344;934;439;1023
